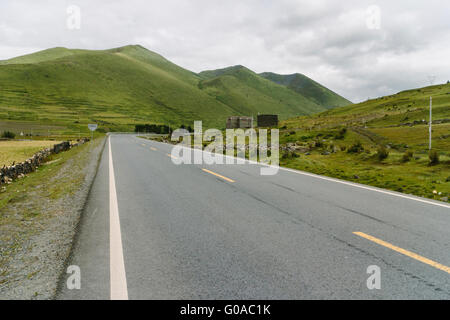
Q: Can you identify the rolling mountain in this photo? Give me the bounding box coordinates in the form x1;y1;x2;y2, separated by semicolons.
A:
198;65;325;117
260;72;352;109
0;45;348;133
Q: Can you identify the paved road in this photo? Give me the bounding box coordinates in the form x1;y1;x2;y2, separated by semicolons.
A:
58;134;450;299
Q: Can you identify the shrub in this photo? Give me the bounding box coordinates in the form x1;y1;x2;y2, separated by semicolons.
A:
1;131;15;139
429;150;439;165
376;146;389;161
401;151;413;163
335;127;347;140
347;141;364;153
282;151;299;159
135;124;171;134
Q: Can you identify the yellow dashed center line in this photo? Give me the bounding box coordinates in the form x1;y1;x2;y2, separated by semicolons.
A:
167;153;178;159
150;147;157;151
353;231;450;274
202;169;235;183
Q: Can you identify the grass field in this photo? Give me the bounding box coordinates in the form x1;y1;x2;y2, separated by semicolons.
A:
0;140;61;167
278;83;450;202
279;126;450;201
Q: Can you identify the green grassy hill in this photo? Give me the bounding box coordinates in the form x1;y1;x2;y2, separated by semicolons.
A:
0;45;234;134
198;65;325;117
0;45;340;136
284;83;450;129
279;83;450;202
0;47;76;65
260;72;352;109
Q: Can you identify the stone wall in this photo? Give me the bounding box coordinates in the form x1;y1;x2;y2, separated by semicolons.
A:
0;138;89;185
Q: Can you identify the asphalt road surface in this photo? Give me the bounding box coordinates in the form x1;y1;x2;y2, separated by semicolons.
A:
58;134;450;299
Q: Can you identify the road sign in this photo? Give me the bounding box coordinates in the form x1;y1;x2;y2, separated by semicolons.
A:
88;124;98;145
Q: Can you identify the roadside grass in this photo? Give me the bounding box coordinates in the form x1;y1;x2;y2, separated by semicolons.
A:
0;137;101;210
0;140;61;167
279;124;449;202
0;137;103;277
280;150;449;201
278;83;450;202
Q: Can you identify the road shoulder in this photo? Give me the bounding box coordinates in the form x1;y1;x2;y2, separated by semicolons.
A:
0;137;106;299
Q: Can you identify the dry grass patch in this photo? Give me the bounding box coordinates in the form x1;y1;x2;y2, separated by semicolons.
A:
0;140;61;167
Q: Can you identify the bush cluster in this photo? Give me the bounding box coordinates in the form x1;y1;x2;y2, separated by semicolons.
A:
1;131;15;139
347;141;364;153
334;127;347;140
376;146;389;161
282;151;300;159
429;150;439;165
135;124;172;134
401;151;413;163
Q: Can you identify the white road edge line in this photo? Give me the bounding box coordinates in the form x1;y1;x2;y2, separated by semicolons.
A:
159;141;450;209
279;166;450;209
109;137;129;300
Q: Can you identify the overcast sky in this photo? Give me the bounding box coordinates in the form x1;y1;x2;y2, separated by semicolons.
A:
0;0;449;102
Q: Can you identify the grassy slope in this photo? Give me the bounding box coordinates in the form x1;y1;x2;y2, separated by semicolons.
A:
0;45;237;133
0;46;335;136
260;72;352;109
279;83;450;202
198;66;326;118
291;84;450;129
0;47;75;65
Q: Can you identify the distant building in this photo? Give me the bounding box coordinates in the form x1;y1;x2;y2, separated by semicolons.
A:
226;116;253;129
257;114;278;127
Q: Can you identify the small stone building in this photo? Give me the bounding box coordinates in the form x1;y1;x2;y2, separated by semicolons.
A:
226;116;253;129
257;114;278;127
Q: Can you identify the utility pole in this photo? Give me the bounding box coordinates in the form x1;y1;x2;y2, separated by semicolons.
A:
427;76;436;150
429;96;432;150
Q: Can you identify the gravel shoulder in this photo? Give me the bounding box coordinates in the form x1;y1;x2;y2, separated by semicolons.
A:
0;137;106;299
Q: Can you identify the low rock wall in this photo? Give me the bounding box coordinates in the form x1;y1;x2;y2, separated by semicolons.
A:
0;138;89;185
